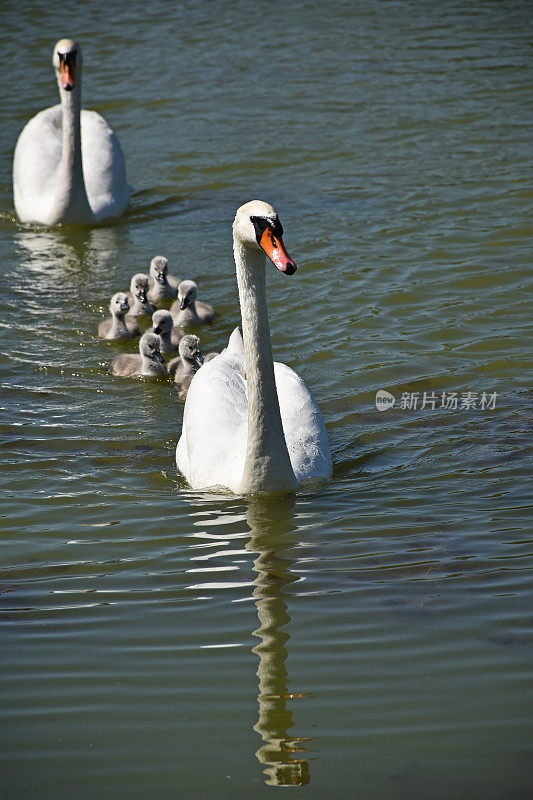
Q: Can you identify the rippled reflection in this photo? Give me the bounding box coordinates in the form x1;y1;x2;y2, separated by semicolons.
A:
246;497;311;787
14;225;124;277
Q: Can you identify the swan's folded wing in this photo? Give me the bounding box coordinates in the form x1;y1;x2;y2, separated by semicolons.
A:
80;110;129;220
225;326;244;354
176;353;248;492
13;106;62;222
274;362;332;483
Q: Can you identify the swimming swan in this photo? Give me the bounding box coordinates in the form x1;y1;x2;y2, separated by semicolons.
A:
147;310;183;353
111;332;166;378
147;256;181;304
168;334;204;399
13;39;128;225
176;200;332;494
170;280;215;326
126;273;156;317
98;292;140;339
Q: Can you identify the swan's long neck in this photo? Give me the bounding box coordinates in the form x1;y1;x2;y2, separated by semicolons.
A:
141;355;164;376
234;240;298;494
187;301;199;322
181;356;197;376
48;82;94;225
130;296;147;315
151;284;165;302
109;312;129;338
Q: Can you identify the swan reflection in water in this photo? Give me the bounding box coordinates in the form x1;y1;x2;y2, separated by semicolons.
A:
245;496;311;787
14;224;127;285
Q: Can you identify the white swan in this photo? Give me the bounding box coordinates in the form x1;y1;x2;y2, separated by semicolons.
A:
176;200;332;494
13;39;128;225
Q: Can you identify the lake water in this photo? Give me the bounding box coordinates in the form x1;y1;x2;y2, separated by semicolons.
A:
1;1;531;798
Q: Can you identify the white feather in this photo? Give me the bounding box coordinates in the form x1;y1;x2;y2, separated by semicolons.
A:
12;39;128;225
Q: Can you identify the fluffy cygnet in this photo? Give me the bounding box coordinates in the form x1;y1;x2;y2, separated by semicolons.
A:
170;280;215;327
147;256;181;304
111;332;166;378
98;292;140;340
167;334;204;398
126;273;156;317
146;310;184;353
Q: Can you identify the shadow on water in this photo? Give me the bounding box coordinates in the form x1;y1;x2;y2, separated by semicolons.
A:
245;496;311;788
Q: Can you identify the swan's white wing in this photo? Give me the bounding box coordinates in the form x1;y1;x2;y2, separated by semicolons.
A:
13;105;62;223
176;352;248;492
176;349;331;492
225;326;244;354
13;105;128;223
80;110;129;220
274;362;332;484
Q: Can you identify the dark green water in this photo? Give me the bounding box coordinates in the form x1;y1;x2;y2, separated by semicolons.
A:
1;1;531;798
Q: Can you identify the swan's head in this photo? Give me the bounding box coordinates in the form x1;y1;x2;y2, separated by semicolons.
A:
179;334;204;367
139;332;165;364
152;310;174;336
150;256;169;285
177;280;198;311
109;292;130;316
130;273;149;302
233;200;297;275
53;39;81;92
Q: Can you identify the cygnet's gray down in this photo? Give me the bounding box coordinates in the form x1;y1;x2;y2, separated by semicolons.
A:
111;332;166;377
167;334;204;399
126;273;156;317
146;310;184;353
170;280;215;327
98;292;140;339
147;256;181;305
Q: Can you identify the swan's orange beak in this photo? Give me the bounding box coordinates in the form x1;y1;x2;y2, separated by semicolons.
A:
259;228;297;275
59;58;76;91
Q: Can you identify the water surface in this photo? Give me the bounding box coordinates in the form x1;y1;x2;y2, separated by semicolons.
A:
1;1;531;798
